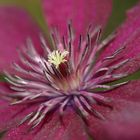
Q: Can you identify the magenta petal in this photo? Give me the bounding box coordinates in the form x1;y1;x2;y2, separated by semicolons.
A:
4;110;90;140
98;3;140;74
96;101;140;140
0;100;26;131
0;83;36;133
106;80;140;102
42;0;112;35
0;7;40;71
2;82;140;140
0;101;40;140
87;80;140;140
0;99;37;132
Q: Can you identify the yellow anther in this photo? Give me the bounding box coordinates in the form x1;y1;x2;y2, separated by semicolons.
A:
48;50;69;68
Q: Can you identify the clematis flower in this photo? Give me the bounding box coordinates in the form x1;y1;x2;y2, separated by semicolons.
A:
0;0;140;140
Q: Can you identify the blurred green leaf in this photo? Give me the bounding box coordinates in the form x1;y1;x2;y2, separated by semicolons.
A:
94;70;140;92
0;74;5;81
117;70;140;82
103;0;139;38
0;130;7;139
0;0;53;48
108;70;140;86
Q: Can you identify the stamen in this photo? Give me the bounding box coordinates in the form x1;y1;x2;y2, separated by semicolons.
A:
3;24;130;129
48;50;69;68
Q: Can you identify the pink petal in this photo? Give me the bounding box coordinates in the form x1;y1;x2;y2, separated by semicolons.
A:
42;0;112;35
0;7;40;71
106;80;140;102
0;100;37;132
90;101;140;140
4;109;90;140
0;82;91;140
0;83;38;133
98;3;140;74
101;101;140;140
87;5;140;138
87;80;140;140
0;100;26;130
1;81;140;140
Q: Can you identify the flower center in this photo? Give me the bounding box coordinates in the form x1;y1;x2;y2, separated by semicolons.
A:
46;50;81;92
4;25;129;129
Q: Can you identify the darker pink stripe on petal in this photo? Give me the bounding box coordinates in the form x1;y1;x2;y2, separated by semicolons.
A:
42;0;112;35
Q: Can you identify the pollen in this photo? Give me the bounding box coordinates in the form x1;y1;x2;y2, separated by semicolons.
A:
48;50;69;68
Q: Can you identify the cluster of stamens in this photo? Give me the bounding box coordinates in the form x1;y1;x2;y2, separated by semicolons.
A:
4;24;129;129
